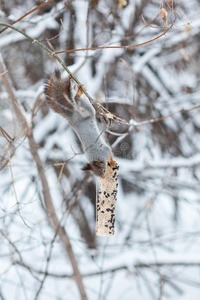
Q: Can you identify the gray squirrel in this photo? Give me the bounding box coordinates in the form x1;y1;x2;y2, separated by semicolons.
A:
44;70;112;177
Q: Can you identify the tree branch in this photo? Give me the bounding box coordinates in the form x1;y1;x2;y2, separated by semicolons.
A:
0;22;110;124
15;259;200;279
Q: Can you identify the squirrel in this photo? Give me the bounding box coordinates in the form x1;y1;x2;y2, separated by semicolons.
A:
44;70;112;178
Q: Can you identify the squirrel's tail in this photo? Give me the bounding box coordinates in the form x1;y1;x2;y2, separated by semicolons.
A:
44;70;74;117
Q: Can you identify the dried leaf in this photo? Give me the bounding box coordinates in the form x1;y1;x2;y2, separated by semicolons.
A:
160;8;168;28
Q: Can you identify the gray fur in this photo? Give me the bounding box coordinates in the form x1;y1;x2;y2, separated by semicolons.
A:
45;73;111;173
65;93;111;163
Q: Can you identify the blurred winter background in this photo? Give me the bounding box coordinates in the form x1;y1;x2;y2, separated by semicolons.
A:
0;0;200;299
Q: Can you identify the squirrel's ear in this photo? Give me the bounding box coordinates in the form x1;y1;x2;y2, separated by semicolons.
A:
81;163;92;171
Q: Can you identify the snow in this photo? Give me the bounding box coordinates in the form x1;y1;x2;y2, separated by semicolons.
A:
0;17;58;49
1;0;200;299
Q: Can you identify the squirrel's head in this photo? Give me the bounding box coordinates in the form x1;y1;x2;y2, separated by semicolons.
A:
82;161;107;178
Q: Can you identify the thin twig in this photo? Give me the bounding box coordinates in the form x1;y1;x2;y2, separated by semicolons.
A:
133;104;200;127
42;18;64;42
34;232;57;300
0;126;13;142
0;0;54;34
111;104;200;149
14;259;200;279
55;11;176;54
